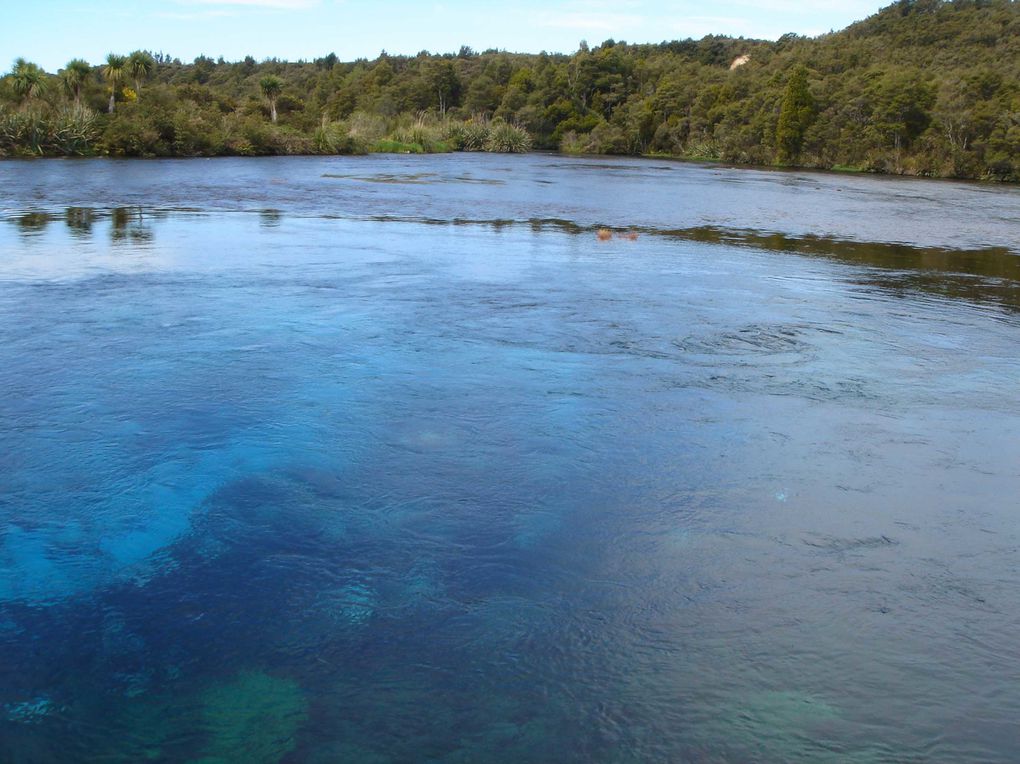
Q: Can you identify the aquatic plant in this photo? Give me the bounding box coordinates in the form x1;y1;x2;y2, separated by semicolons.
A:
196;670;307;763
684;690;894;763
4;696;59;725
307;742;392;763
396;562;445;609
316;581;378;625
444;718;562;763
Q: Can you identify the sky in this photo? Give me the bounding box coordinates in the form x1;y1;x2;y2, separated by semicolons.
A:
4;0;889;73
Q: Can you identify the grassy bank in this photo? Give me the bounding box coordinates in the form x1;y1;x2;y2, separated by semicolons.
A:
0;106;532;158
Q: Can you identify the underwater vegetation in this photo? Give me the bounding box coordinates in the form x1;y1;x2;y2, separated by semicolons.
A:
682;691;910;763
196;671;308;764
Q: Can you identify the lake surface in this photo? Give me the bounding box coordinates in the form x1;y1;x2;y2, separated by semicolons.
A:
1;154;1018;762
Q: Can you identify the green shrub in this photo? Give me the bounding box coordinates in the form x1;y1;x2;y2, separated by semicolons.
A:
558;130;585;154
0;107;42;155
171;106;225;155
453;119;490;151
47;104;99;155
314;119;368;154
372;139;425;153
391;122;447;152
484;119;532;153
683;139;723;161
100;111;163;156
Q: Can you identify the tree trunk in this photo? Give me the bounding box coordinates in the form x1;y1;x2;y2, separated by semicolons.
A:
270;101;278;123
108;90;116;114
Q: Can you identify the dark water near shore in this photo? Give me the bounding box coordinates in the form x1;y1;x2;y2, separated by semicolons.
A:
1;154;1018;762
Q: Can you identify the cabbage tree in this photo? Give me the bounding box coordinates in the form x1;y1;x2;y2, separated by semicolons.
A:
103;53;127;113
61;59;91;105
259;75;283;123
128;51;155;94
11;58;47;103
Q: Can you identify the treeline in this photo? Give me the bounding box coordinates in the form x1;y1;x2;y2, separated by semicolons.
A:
1;0;1018;179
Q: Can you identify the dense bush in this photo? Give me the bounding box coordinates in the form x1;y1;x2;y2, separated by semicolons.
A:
0;104;99;156
2;0;1019;180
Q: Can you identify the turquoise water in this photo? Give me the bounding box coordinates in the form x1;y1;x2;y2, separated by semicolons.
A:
1;155;1019;762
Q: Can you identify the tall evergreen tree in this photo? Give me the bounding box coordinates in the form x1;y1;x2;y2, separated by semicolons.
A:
775;65;816;164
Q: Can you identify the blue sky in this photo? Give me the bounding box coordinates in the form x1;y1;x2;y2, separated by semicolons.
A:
6;0;888;73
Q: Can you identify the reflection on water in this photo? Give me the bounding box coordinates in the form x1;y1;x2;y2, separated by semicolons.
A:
660;225;1020;311
8;207;1018;311
15;212;51;235
110;207;153;245
7;207;160;249
0;155;1019;762
373;214;1020;311
259;208;283;228
65;207;94;238
322;171;506;186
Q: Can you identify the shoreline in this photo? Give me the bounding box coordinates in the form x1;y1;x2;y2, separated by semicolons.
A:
2;149;1016;188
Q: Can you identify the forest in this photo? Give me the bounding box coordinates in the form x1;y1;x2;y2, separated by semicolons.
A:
1;0;1018;180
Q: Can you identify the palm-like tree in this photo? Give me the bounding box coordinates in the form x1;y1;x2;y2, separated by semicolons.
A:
11;58;47;103
127;50;155;95
61;59;91;105
259;75;283;123
103;53;127;113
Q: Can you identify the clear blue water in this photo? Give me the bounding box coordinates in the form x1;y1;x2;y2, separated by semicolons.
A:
1;154;1019;762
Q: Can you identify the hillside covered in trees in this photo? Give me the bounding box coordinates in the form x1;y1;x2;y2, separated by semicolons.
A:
1;0;1018;180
